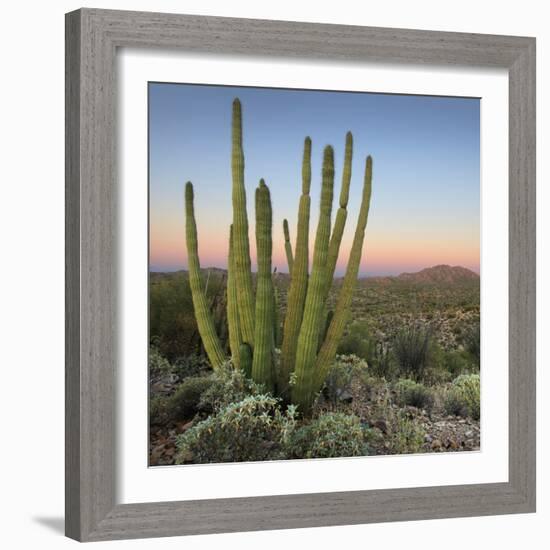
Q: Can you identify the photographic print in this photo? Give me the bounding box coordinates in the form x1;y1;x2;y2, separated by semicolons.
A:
148;83;481;466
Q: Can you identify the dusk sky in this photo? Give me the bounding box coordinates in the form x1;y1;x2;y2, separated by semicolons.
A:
149;83;480;276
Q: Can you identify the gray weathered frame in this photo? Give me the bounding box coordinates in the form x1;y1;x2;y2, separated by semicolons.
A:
65;7;536;542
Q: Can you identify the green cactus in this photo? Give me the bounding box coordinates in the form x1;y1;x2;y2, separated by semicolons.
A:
183;99;373;417
324;132;353;298
313;156;373;397
184;182;226;370
251;180;275;391
231;98;255;348
279;137;312;395
283;219;294;274
291;146;335;410
227;225;241;368
239;343;252;378
272;269;281;347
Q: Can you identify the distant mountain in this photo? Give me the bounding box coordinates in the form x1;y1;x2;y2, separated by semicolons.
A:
394;265;479;284
151;264;479;285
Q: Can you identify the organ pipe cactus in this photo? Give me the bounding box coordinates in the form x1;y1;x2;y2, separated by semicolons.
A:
231;99;255;348
283;219;294;274
310;157;373;410
291;146;335;408
251;180;275;391
279;137;312;395
324;132;353;299
227;225;241;369
184;182;226;369
184;99;373;414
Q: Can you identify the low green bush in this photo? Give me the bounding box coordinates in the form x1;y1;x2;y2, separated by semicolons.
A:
175;395;297;464
442;349;475;377
171;354;212;379
462;322;480;365
149;347;172;376
198;363;264;412
323;354;369;405
149;395;170;425
394;379;434;410
168;376;213;420
386;411;426;454
337;321;375;361
288;412;369;459
337;322;396;379
444;374;480;420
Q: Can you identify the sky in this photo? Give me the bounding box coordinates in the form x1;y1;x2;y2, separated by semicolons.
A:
149;83;480;276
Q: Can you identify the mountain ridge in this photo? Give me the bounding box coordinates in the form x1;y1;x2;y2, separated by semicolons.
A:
151;264;479;285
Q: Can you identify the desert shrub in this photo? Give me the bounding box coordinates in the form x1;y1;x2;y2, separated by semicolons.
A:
392;325;431;380
444;374;480;420
171;354;212;379
337;321;375;361
462;323;480;366
198;363;264;413
370;343;398;379
288;413;369;459
149;347;172;376
394;379;434;410
149;395;170;425
175;395;297;464
442;349;475;377
323;354;369;405
386;411;426;454
359;373;390;402
167;376;214;420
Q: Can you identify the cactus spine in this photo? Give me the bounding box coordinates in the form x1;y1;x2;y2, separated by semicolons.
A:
227;225;241;368
184;182;226;369
279;137;312;395
252;180;275;391
231;98;255;347
291;146;335;410
312;156;373;397
283;219;294;274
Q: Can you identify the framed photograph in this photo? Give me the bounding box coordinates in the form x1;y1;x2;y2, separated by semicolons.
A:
65;8;536;542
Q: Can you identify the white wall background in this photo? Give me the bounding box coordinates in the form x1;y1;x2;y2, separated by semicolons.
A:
0;1;546;548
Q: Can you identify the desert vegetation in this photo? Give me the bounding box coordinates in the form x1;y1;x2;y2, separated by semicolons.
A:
149;99;481;465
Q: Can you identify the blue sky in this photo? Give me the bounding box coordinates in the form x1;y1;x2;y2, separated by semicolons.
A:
149;82;480;276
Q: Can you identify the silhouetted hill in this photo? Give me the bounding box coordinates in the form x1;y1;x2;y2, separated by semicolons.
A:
395;265;479;284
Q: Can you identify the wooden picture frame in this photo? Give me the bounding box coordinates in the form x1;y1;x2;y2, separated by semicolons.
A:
65;8;536;542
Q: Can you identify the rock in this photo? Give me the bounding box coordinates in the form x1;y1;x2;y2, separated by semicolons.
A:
424;434;433;443
431;439;442;450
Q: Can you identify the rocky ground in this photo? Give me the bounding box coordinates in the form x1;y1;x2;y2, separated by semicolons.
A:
148;371;480;466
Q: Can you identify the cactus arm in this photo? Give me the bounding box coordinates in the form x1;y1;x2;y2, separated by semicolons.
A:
231;98;255;347
184;182;226;369
239;343;252;378
251;180;275;391
324;132;353;296
283;219;294;275
313;156;373;393
227;225;242;369
279;137;312;394
272;269;281;347
291;146;335;411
